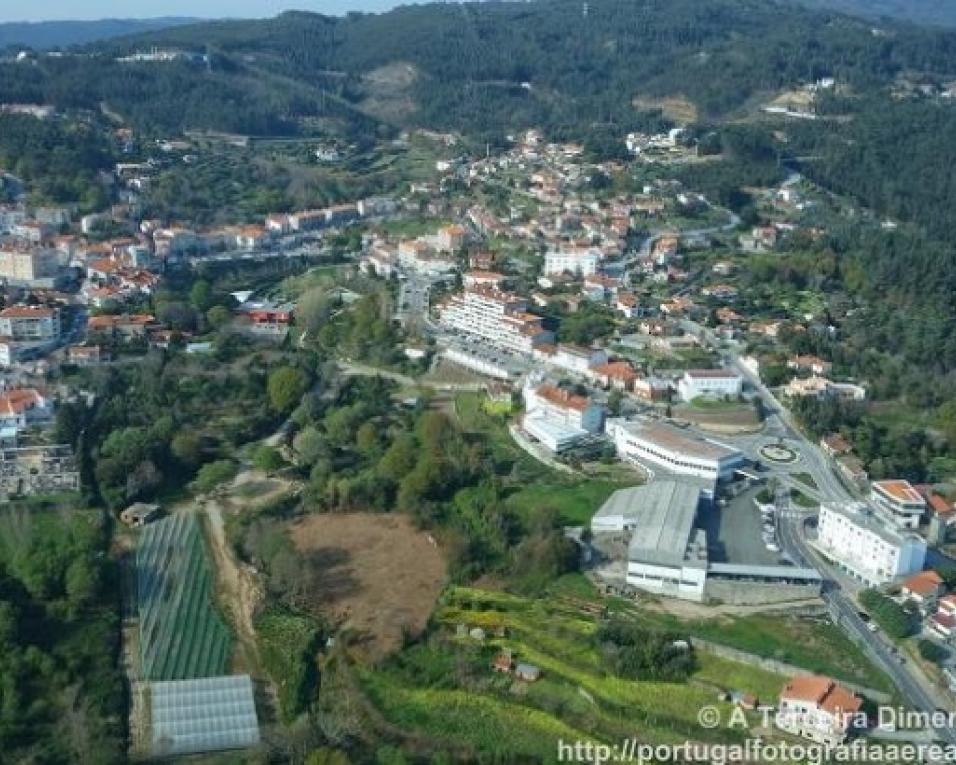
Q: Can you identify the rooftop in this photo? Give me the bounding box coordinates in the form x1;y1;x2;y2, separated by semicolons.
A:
618;419;741;462
780;675;861;715
607;481;705;568
872;479;925;505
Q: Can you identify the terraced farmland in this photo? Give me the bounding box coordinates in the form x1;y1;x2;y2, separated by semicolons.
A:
137;512;232;680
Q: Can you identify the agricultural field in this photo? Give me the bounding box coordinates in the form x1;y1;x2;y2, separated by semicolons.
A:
357;586;785;761
289;512;447;660
136;512;232;680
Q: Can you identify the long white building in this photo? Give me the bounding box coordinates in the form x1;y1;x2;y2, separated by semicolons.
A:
677;369;743;402
0;305;61;342
816;502;926;586
438;286;553;355
608;419;745;486
543;250;600;276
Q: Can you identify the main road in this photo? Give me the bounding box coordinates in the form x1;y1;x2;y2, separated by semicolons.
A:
686;320;956;743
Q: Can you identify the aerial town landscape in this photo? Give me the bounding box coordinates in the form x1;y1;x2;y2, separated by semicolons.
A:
5;0;956;762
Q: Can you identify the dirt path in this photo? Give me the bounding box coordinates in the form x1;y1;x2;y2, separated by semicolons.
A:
200;496;264;674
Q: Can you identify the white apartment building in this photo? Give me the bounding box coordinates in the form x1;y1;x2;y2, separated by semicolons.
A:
522;378;605;453
676;369;743;402
608;419;744;486
534;344;608;376
543;250;600;276
776;675;862;746
869;479;926;530
0;247;58;286
0;305;61;342
523;382;604;433
438;286;553;356
816;502;926;586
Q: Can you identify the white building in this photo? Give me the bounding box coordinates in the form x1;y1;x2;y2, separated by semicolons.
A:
0;305;61;342
815;502;926;586
593;482;709;602
522;379;605;453
524;382;604;433
776;675;862;746
543;250;600;277
534;344;608;376
0;247;59;286
869;480;926;530
608;419;745;486
0;388;52;434
676;369;743;402
438;286;553;356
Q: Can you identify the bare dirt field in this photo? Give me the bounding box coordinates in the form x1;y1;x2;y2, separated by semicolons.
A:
289;512;447;660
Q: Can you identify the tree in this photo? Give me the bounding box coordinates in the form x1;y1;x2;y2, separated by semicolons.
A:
253;445;285;473
193;459;238;494
268;366;308;413
206;305;232;329
918;639;948;665
189;279;213;312
170;431;202;470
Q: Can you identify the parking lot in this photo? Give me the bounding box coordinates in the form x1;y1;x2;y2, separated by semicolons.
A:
699;485;782;566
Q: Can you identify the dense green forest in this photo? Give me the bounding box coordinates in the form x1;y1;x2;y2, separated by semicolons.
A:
5;0;956;139
0;505;124;763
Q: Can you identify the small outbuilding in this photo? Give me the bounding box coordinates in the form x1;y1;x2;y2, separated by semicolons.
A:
121;502;161;527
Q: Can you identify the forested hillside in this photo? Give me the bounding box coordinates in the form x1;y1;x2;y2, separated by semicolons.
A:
794;0;956;28
4;0;956;139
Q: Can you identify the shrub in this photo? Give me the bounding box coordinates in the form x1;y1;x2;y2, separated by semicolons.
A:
859;589;915;639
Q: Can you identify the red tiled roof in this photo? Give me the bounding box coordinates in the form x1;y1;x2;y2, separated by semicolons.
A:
781;675;861;716
535;384;589;413
902;570;943;597
0;305;54;319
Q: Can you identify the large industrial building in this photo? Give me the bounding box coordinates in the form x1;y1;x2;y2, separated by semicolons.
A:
607;418;745;488
815;502;927;586
592;482;710;601
592;481;822;603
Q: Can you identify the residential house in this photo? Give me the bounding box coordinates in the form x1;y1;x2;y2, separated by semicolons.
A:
0;388;52;433
900;570;944;608
776;675;862;746
588;361;638;392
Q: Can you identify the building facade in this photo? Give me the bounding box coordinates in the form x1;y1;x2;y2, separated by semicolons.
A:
816;502;926;586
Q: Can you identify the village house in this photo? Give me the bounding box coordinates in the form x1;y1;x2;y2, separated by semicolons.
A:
588;361;638;392
820;433;853;458
788;355;833;376
0;388;52;433
776;675;863;746
66;344;108;366
900;570;944;609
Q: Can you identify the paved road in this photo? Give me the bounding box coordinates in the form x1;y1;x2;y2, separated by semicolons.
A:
688;320;956;739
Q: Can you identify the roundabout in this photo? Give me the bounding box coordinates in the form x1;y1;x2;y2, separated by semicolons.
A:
759;442;799;464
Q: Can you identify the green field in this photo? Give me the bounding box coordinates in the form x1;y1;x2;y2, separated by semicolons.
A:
505;480;632;526
136;513;232;680
619;606;891;693
358;586;781;761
